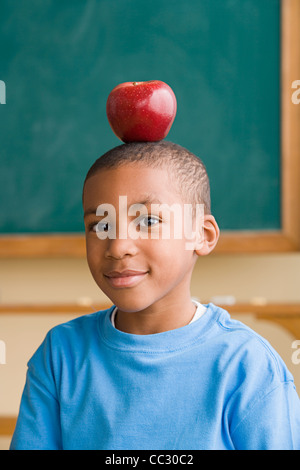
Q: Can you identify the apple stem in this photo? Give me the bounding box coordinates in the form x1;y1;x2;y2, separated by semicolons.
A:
132;82;137;86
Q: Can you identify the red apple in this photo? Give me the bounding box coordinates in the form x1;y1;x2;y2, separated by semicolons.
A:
106;80;177;143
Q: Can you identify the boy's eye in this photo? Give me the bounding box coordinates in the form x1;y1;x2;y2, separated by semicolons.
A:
138;216;160;229
89;222;110;232
97;222;110;232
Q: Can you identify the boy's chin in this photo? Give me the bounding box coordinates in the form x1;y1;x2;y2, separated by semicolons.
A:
108;296;153;314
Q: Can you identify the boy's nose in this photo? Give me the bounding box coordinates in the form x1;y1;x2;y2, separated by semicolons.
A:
104;236;139;260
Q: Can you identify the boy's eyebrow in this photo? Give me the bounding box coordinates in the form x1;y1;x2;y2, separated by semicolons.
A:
84;195;164;218
83;207;98;218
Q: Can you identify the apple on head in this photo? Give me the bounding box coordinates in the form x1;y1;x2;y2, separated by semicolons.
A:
106;80;177;143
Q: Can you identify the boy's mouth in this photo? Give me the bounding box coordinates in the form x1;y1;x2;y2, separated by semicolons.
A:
104;270;148;288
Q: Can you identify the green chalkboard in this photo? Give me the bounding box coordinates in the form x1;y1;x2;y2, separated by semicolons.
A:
0;0;280;234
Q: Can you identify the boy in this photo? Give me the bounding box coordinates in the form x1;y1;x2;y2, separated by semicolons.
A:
11;141;300;450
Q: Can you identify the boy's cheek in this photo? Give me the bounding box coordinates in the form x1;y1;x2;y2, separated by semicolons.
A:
86;244;102;272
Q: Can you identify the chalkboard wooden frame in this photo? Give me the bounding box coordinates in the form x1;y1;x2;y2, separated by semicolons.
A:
0;0;299;257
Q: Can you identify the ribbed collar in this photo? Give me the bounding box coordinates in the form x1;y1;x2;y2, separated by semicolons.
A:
97;303;222;354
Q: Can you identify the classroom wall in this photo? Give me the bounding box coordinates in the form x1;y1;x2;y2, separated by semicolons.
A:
1;252;300;450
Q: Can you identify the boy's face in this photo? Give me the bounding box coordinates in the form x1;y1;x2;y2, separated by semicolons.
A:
83;164;200;314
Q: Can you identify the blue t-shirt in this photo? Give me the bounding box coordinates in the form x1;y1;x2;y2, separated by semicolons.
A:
10;303;300;450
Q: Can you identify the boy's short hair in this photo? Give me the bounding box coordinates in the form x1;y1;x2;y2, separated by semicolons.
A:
83;140;211;215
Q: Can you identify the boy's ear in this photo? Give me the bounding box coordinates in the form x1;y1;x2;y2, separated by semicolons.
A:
194;214;220;256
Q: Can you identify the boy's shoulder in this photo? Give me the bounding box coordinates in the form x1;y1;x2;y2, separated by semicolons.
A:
47;306;112;339
30;307;112;362
210;303;293;384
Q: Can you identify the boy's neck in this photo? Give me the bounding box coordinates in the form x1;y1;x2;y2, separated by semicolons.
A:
113;296;197;335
